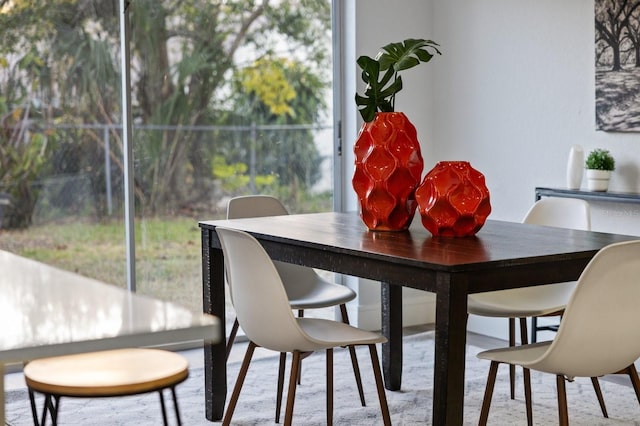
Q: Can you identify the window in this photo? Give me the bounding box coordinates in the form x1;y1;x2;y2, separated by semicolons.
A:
0;1;336;331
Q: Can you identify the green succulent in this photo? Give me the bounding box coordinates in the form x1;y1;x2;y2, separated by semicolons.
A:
585;148;615;171
355;38;441;122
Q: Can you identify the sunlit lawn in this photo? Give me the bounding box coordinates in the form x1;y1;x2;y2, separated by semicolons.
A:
0;217;209;314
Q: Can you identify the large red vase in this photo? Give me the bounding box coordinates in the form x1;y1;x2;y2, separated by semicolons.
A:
352;112;424;231
415;161;491;237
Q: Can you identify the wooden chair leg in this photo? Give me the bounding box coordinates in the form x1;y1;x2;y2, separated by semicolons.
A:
556;375;569;426
590;376;608;418
519;317;533;425
340;304;366;406
523;367;533;426
519;317;529;345
508;318;516;399
275;352;287;423
479;361;499;426
284;351;302;426
368;344;391;426
326;348;333;425
626;364;640;405
222;341;256;426
297;310;304;386
225;318;240;361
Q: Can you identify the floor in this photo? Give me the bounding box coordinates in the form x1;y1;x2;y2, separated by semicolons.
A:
5;324;634;392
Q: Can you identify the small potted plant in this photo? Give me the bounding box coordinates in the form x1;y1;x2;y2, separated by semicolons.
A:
585;148;615;191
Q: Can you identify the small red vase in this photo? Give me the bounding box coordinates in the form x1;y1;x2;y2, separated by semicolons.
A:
352;112;424;231
415;161;491;237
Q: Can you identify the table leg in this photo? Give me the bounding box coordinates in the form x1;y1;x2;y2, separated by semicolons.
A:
381;282;402;390
202;229;227;421
433;275;468;425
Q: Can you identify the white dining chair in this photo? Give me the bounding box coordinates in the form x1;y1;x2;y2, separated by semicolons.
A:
226;195;364;420
468;197;590;410
477;239;640;426
215;226;391;426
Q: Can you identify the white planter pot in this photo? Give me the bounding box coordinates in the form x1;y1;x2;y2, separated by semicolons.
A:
585;169;611;191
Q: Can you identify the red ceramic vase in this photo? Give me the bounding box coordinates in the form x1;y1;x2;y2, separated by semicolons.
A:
415;161;491;237
352;112;424;231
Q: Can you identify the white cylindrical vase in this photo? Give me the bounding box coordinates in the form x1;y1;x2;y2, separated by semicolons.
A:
566;145;584;190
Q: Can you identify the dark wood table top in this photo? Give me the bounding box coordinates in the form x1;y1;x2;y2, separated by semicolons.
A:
200;211;638;292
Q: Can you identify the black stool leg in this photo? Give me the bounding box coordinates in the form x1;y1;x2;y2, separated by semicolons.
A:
50;395;60;426
171;386;183;426
158;390;169;426
29;391;61;426
28;389;41;426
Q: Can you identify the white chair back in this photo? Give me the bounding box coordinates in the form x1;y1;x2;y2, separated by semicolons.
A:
523;198;591;230
226;195;289;219
227;195;322;301
530;240;640;378
216;226;317;353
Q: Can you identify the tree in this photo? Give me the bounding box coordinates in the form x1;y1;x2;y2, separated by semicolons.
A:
624;2;640;66
595;0;640;71
230;57;327;202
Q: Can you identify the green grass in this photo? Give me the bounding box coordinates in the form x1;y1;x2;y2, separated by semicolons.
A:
0;217;212;313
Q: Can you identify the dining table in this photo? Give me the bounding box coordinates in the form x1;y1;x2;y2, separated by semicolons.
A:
199;211;637;425
0;250;220;423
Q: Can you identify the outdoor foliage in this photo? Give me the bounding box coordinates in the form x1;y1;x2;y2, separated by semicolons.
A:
0;0;332;228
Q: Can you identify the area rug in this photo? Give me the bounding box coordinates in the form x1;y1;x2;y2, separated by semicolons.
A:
5;331;640;425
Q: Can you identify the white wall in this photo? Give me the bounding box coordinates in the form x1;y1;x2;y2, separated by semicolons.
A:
431;1;640;338
431;0;640;229
342;0;640;337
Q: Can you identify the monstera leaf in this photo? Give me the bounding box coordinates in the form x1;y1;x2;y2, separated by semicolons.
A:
355;38;441;122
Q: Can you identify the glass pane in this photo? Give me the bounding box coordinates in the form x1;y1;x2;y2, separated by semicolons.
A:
0;1;335;337
0;2;126;286
128;1;335;328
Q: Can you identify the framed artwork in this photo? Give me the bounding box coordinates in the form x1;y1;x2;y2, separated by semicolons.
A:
595;0;640;131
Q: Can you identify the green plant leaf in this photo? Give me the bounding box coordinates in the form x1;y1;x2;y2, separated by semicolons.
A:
355;55;399;121
379;38;441;72
585;148;615;171
355;38;441;122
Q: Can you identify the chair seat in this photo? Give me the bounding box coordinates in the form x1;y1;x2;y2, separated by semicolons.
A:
477;341;551;366
287;275;356;309
297;317;387;349
24;348;189;397
468;282;576;317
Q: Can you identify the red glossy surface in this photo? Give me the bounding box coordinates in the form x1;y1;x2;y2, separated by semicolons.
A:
415;161;491;237
352;112;424;231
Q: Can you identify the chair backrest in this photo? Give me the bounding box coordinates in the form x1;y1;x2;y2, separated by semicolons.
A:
530;240;640;378
522;197;591;230
523;198;591;231
226;195;289;219
226;195;320;300
215;226;316;352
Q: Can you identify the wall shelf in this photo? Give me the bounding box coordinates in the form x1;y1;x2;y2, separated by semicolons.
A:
535;187;640;204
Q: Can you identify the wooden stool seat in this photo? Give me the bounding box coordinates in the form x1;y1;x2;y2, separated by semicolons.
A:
24;348;189;425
